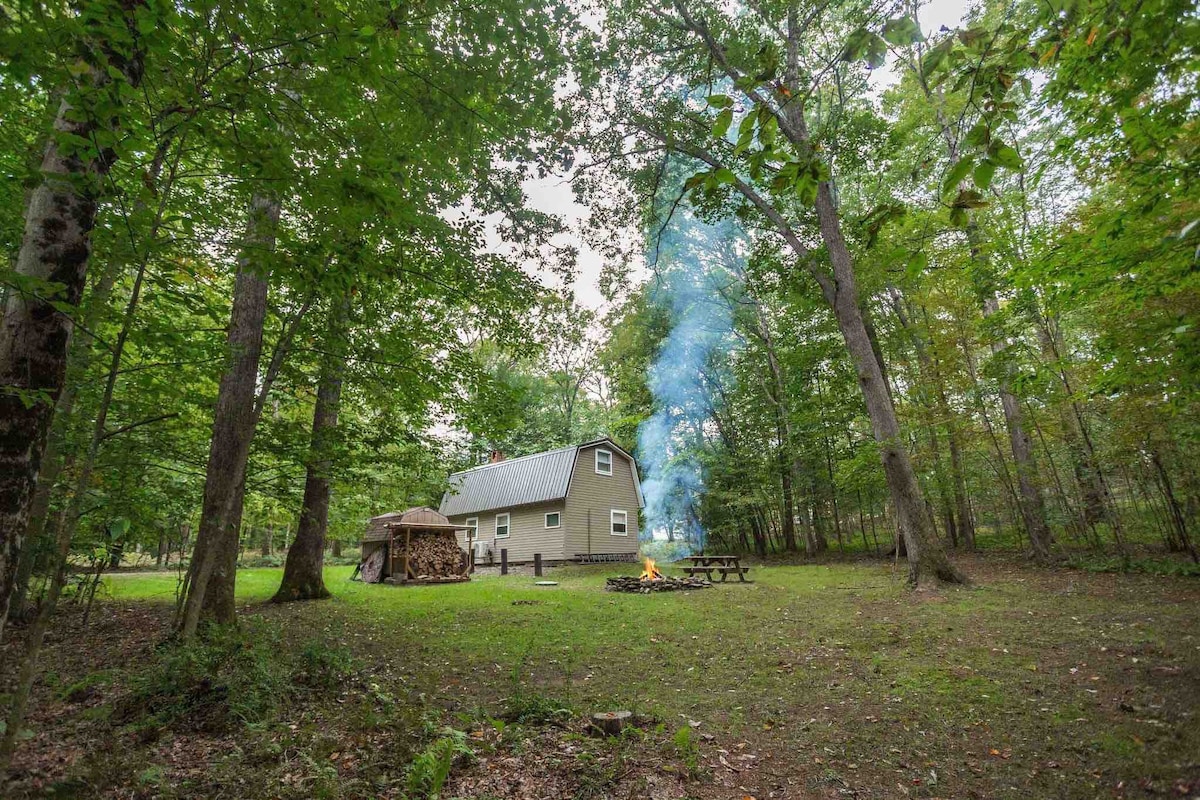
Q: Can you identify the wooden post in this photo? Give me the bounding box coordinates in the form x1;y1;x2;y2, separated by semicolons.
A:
534;553;542;577
403;527;411;581
501;548;508;575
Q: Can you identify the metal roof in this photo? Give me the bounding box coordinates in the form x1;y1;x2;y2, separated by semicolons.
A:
439;439;644;516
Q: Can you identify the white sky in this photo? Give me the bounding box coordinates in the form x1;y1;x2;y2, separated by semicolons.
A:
505;0;972;312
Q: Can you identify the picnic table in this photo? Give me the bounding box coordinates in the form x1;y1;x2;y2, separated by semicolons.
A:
677;554;751;583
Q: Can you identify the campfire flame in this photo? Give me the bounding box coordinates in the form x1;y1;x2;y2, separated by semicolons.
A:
639;557;664;581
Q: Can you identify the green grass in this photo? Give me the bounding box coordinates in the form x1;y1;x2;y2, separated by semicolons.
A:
81;558;1200;798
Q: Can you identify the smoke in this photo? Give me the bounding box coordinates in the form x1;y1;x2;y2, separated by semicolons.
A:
637;202;743;556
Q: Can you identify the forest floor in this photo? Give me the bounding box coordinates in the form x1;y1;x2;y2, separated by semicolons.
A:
1;554;1198;799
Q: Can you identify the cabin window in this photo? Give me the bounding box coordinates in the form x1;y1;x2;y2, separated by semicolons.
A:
545;512;560;529
465;517;478;541
595;448;613;476
495;513;510;539
610;510;628;536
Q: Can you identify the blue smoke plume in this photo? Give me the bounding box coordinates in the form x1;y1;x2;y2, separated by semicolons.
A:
637;204;742;555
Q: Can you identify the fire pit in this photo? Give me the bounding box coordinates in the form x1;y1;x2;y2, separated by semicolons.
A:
605;558;712;594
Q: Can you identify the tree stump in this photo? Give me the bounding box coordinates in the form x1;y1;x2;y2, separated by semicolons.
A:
590;710;632;736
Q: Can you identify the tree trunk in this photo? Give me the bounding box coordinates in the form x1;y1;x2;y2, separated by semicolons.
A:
982;293;1053;561
0;168;159;768
752;300;799;553
813;184;966;584
669;0;964;583
274;295;350;602
0;74;143;634
1152;451;1198;563
180;195;280;637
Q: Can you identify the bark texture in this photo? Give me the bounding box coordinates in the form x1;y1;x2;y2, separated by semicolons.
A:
0;96;109;635
0;22;148;632
179;195;280;636
274;296;350;602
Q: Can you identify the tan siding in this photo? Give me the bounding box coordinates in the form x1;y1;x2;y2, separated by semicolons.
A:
447;502;565;562
563;444;640;558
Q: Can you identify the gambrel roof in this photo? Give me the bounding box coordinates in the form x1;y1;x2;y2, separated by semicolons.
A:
439;438;644;517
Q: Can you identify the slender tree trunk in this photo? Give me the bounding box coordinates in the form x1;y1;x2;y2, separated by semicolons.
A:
180;195;280;637
1152;452;1198;563
274;295;350;602
983;293;1053;560
751;301;799;553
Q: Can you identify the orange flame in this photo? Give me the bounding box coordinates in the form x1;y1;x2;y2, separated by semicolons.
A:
639;557;663;581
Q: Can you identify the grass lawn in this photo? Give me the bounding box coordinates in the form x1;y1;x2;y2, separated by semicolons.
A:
4;555;1198;798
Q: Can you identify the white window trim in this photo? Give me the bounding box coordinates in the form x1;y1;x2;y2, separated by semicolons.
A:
465;517;478;540
595;448;613;476
495;512;510;539
610;509;628;536
544;512;561;529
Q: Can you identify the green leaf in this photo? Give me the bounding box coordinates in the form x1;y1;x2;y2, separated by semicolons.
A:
952;188;989;209
759;114;778;147
795;172;817;205
942;156;974;196
863;34;888;68
920;38;954;77
882;17;923;46
713;168;737;185
973;159;997;189
905;251;929;280
964;123;990;148
733;112;755;155
707;94;733;109
989;142;1023;170
842;28;873;61
712;108;733;139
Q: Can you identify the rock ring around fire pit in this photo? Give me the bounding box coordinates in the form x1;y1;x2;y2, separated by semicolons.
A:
605;557;713;593
605;575;712;593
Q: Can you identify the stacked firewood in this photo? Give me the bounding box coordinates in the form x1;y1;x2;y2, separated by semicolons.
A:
402;532;465;577
605;576;712;593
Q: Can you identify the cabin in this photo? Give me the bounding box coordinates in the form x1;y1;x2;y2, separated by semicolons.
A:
440;438;644;564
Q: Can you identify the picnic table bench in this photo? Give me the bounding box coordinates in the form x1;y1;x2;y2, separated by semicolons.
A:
677;554;752;583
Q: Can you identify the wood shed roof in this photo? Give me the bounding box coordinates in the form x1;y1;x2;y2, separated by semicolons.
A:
363;507;460;542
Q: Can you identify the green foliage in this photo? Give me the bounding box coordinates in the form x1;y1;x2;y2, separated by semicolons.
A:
404;728;474;799
117;623;354;733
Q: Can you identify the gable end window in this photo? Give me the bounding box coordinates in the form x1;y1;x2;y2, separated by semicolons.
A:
545;512;560;529
595;448;613;476
610;510;628;536
495;513;510;539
